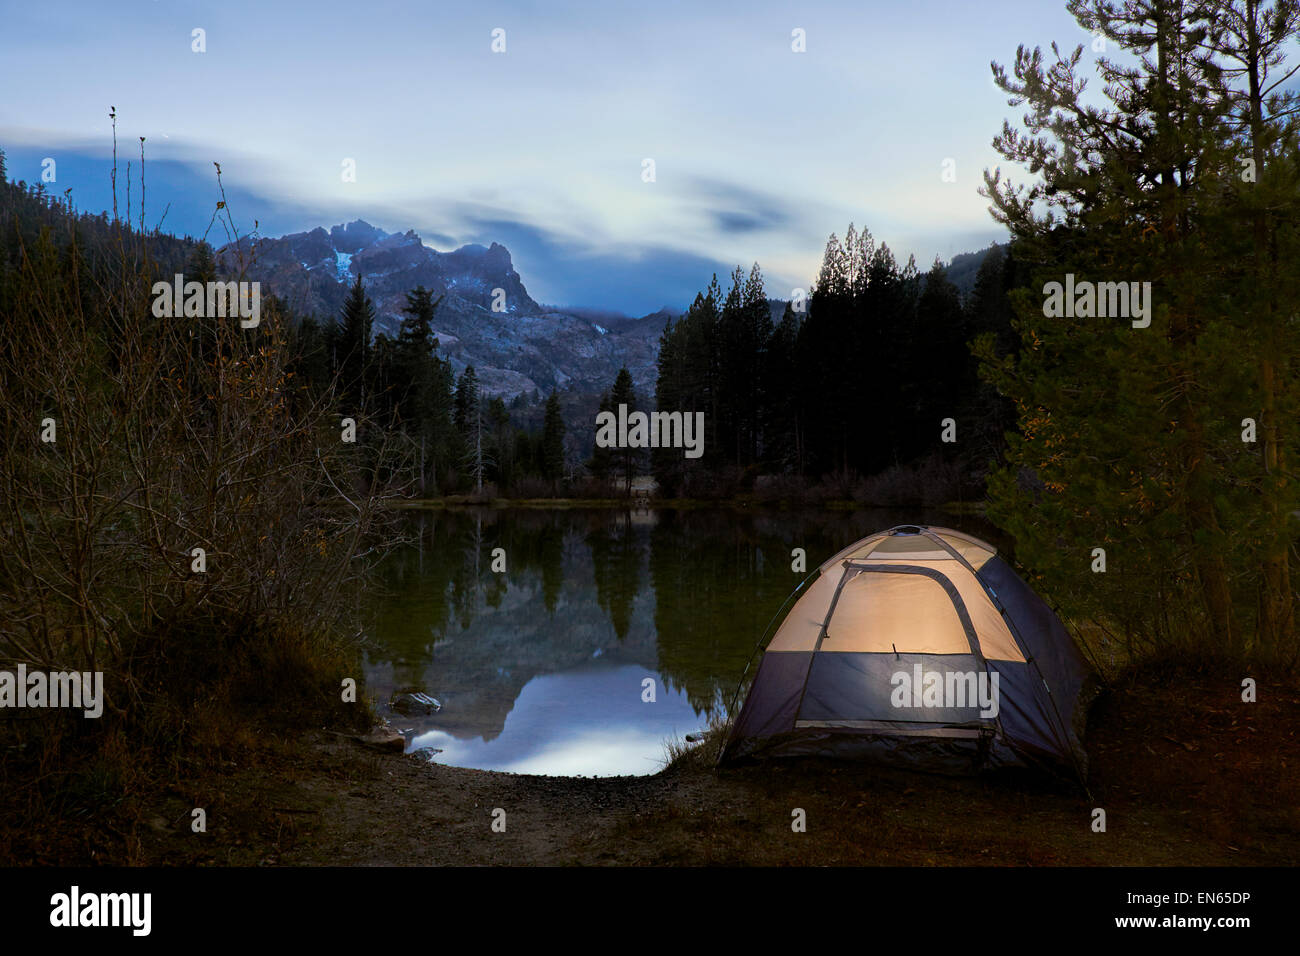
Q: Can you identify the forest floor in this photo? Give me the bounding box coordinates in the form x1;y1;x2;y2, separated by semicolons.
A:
5;676;1297;866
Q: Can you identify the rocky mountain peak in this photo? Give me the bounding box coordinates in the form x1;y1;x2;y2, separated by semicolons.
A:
217;219;658;401
329;219;389;253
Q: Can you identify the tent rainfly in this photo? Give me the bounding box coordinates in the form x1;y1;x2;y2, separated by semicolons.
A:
719;525;1094;781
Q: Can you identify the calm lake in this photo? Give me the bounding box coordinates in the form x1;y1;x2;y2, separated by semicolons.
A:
362;506;1004;777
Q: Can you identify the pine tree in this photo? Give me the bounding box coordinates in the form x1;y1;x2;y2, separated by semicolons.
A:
716;267;747;465
291;316;333;397
487;396;513;489
742;263;773;465
968;245;1015;350
454;366;486;492
1190;0;1300;657
965;246;1018;467
978;0;1291;657
651;318;682;493
186;241;217;283
337;274;375;408
454;365;479;436
610;368;639;494
587;389;615;483
398;286;441;357
911;260;968;464
395;286;454;491
763;303;802;472
541;390;565;486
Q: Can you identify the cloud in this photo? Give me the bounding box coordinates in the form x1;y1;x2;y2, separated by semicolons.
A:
684;175;798;236
438;209;754;314
2;136;810;312
0;135;988;316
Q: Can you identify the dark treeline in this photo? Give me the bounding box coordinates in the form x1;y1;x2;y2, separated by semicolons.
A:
651;233;1017;499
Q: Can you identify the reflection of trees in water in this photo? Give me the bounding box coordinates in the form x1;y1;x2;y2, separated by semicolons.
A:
368;507;1008;722
369;509;585;673
650;510;796;716
586;511;644;641
368;509;659;741
648;508;998;717
367;510;487;686
538;522;564;614
485;509;572;618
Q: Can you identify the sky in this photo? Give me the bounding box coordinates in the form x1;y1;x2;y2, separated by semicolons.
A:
0;0;1096;314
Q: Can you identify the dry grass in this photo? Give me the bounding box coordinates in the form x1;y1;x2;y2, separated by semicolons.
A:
662;713;729;771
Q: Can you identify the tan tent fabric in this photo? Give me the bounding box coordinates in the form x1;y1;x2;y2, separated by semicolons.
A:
820;572;970;654
819;528;996;573
938;533;997;569
842;549;959;563
769;529;1024;661
767;569;840;652
842;560;1025;661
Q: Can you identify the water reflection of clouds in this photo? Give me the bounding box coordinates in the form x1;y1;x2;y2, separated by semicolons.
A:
410;664;702;777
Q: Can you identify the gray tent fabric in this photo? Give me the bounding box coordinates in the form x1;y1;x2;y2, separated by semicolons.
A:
719;525;1095;783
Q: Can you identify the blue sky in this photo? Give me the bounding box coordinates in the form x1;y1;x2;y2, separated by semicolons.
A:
1;0;1093;313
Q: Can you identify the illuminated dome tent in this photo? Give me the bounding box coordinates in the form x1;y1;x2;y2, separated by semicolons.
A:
720;525;1093;781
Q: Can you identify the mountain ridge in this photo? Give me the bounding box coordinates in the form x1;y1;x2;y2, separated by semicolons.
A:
219;219;660;398
221;218;1000;401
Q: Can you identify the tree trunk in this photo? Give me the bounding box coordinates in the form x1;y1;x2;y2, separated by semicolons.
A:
1243;4;1293;655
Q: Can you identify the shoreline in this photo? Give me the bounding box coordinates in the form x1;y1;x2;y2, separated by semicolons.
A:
6;676;1295;866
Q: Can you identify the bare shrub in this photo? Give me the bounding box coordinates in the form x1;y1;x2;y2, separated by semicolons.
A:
0;153;408;742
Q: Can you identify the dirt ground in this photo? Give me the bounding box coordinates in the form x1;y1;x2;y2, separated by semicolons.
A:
7;677;1298;866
